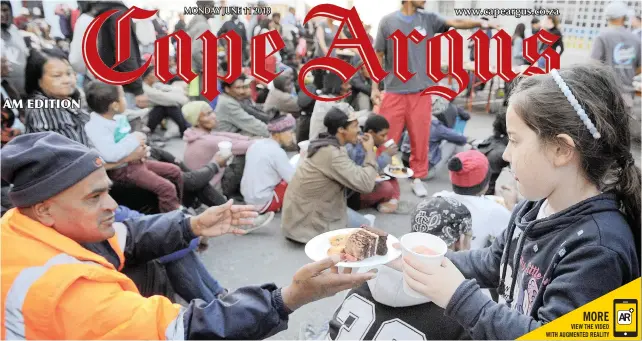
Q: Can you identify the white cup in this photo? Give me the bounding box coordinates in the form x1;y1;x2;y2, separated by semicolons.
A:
384;139;395;148
400;232;448;298
298;140;310;152
298;140;310;157
218;141;233;158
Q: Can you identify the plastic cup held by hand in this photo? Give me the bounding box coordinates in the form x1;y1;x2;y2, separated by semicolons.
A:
298;140;310;157
384;139;395;148
218;141;233;158
400;232;448;298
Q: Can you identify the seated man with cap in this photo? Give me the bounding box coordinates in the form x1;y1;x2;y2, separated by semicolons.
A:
241;114;297;218
282;107;377;243
0;132;377;339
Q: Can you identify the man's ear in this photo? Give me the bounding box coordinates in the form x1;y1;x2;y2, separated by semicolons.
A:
31;201;55;227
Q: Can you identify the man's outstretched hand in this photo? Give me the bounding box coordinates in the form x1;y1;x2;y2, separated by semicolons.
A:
190;200;258;237
281;255;378;312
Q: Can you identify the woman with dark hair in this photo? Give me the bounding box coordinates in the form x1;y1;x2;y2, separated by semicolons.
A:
24;48;89;144
512;23;527;66
22;49;227;215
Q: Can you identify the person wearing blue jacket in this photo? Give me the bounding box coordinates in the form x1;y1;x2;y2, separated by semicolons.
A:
401;117;470;180
346;115;411;214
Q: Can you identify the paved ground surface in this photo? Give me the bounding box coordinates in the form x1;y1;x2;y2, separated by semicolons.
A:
163;99;640;339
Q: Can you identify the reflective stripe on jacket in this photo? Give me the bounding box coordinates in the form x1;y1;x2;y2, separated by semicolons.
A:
1;208;184;340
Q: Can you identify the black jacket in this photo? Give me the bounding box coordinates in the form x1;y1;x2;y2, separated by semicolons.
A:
92;1;144;96
82;211;291;339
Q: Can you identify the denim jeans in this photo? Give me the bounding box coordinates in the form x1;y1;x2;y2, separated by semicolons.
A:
347;208;369;227
114;206;225;301
163;249;226;301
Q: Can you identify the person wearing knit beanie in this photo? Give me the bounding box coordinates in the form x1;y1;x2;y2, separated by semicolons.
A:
432;149;511;250
241;114;297;215
448;150;492;195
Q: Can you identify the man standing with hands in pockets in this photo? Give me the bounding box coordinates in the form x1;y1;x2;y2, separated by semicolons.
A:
1;132;377;340
371;0;497;197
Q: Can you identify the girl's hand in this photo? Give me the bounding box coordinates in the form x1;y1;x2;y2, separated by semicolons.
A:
402;256;465;309
500;185;518;211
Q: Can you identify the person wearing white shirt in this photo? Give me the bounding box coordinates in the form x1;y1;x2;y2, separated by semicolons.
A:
433;150;511;249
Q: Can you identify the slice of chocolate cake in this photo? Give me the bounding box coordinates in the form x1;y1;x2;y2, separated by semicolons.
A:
344;230;378;261
362;226;388;256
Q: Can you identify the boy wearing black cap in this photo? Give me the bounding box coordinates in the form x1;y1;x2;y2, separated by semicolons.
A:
241;114;297;218
327;197;473;340
433;150;511;250
282;107;377;243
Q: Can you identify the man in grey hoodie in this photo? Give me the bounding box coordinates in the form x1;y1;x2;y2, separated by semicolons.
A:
327;196;473;340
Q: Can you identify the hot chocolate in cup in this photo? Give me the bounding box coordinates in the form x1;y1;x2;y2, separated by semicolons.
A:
217;141;233;158
400;232;448;298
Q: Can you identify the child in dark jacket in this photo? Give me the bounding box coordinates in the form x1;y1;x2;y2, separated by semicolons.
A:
84;81;183;213
400;64;640;340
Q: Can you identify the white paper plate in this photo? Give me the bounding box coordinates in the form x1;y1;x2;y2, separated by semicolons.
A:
305;228;401;268
375;175;391;183
384;165;414;179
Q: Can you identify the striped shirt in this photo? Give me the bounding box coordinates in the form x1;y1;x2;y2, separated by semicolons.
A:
24;92;92;147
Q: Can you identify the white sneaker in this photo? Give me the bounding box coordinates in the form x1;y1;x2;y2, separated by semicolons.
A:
412;178;428;197
243;211;275;233
364;214;376;227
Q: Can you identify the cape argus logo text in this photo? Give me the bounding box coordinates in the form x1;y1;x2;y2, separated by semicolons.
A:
82;4;562;102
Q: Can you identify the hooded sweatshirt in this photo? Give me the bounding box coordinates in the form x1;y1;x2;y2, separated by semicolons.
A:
444;193;639;340
183;128;254;187
328;265;470;340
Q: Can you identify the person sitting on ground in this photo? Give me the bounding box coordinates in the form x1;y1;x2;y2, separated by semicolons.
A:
20;49;225;215
282;107;377;243
1;131;377;340
216;74;270;137
241;114;296;217
401;115;470;180
431;95;471;131
308;72;354;140
475;110;509;195
84;81;183;213
327;196;473;340
238;75;274;123
433;150;510;250
346;115;411;214
142;66;191;137
182;100;255;200
263;72;301;116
